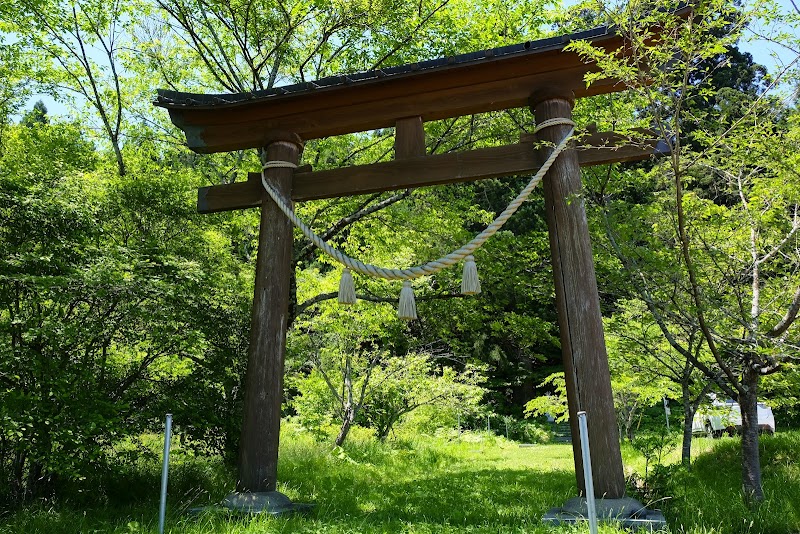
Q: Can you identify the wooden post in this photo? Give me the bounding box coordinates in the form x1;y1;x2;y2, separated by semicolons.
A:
394;116;426;159
531;91;625;498
237;137;301;493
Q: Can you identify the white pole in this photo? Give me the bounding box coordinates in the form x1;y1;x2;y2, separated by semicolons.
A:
159;414;173;534
577;411;598;534
663;398;671;431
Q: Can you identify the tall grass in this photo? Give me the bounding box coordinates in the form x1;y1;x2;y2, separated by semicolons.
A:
658;432;800;534
1;425;798;533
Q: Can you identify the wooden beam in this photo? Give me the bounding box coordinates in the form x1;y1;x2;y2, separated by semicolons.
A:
197;132;663;213
394;116;426;159
166;65;624;153
156;9;692;153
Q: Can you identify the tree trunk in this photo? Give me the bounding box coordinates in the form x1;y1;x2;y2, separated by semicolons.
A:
335;409;354;447
681;382;693;467
377;414;400;441
111;138;126;177
11;449;26;503
739;368;764;503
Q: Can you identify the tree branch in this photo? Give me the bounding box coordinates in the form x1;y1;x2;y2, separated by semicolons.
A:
295;189;412;264
295;290;467;317
768;285;800;338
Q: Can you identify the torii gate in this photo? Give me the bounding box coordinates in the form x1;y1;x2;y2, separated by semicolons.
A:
155;23;665;509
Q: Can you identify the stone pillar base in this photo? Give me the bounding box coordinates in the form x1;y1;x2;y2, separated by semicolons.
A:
542;497;667;531
221;491;314;516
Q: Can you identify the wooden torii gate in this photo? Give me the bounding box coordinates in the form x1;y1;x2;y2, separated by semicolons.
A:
155;24;664;504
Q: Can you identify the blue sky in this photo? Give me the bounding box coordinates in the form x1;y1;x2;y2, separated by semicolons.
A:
736;0;799;75
23;1;800;119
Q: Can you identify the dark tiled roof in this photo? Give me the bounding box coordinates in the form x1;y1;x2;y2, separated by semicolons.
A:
154;25;612;109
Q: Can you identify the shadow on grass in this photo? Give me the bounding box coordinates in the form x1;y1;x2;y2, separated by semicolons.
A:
2;437;581;533
292;466;575;527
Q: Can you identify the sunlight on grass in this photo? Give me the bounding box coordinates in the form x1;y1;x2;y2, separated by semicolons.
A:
1;425;798;533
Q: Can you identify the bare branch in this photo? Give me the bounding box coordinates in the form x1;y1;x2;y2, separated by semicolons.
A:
768;285;800;338
295;290;468;318
295;189;412;264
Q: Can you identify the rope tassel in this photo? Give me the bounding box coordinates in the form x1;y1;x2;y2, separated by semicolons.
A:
398;280;417;321
338;268;357;305
461;255;481;295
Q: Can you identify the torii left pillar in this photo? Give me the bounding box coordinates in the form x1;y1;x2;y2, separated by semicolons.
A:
237;135;301;497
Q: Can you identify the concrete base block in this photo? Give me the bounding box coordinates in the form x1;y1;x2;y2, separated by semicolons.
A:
221;491;314;516
543;497;667;532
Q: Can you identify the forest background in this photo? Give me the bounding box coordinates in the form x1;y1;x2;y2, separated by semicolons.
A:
1;0;799;510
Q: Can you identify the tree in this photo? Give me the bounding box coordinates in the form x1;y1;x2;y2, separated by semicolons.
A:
290;303;484;445
362;353;485;441
607;327;677;442
605;301;713;463
0;118;249;503
0;35;37;146
524;372;569;422
7;0;136;176
569;0;800;501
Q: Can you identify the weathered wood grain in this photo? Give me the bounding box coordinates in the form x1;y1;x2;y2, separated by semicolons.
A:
196;133;661;213
394;116;426;159
236;140;300;493
533;92;626;499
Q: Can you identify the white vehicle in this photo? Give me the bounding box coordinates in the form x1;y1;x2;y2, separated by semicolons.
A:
692;399;776;437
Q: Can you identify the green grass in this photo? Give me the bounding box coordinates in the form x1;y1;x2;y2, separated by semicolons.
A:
658;433;800;534
2;426;799;533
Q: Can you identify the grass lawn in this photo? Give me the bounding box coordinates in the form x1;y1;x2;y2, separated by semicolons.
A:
2;425;799;533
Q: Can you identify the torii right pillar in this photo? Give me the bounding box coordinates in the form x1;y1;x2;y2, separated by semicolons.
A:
531;90;626;498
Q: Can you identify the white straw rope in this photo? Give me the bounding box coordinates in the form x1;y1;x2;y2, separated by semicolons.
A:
260;118;575;280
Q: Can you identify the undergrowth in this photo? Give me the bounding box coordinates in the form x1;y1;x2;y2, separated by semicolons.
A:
1;424;797;533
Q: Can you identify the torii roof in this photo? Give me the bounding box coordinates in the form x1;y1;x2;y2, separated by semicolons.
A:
155;24;627;153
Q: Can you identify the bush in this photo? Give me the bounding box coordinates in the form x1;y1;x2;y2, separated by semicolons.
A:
504;419;551;443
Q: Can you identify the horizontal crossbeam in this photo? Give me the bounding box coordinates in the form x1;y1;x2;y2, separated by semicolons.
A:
197;131;667;213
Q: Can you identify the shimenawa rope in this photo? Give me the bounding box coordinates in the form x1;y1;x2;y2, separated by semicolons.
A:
260;118;576;319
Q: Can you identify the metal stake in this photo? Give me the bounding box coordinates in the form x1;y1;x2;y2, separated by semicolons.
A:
577;411;598;534
159;414;173;534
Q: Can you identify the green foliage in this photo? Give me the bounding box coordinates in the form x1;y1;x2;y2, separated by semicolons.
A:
292;349;486;443
571;0;800;499
605;319;679;440
524;372;568;423
0;121;252;505
365;354;486;440
634;433;800;533
498;417;552;443
628;430;678;498
291;371;343;438
2;0;799;520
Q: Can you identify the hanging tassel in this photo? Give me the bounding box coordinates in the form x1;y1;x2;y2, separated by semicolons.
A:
461;255;481;295
398;280;418;321
338;268;357;305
